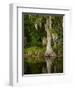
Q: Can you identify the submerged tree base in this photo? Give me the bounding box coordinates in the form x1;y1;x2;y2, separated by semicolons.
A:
45;49;56;57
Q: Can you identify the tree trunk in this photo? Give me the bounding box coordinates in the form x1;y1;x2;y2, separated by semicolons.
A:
45;56;56;73
45;16;56;57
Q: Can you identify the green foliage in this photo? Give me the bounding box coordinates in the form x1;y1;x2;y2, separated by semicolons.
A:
24;14;63;56
51;16;63;56
24;46;46;57
24;14;46;47
23;15;63;74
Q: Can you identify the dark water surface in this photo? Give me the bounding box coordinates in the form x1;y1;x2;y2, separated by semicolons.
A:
24;56;63;74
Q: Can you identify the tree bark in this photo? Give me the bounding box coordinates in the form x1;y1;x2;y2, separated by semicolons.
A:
45;56;56;73
45;16;56;57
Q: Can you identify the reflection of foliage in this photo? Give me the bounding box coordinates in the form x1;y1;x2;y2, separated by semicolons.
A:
25;56;45;63
24;56;63;74
23;14;63;56
24;56;46;74
51;57;63;73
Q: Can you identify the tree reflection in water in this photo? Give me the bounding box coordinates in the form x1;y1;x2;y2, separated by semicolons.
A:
45;56;56;73
24;56;63;74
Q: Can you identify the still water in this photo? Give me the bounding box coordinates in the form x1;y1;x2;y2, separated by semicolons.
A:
24;56;63;74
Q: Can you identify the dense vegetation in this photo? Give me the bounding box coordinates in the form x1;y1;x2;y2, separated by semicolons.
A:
23;14;63;57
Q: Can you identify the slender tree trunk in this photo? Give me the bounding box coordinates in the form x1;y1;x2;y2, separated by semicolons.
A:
45;16;56;56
